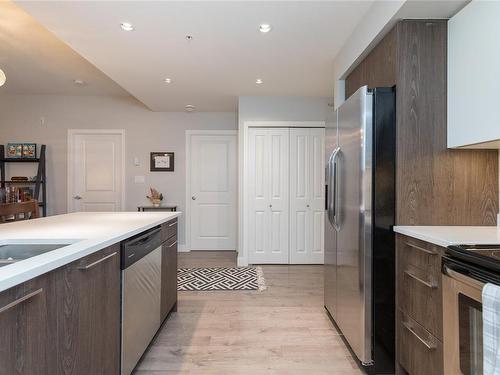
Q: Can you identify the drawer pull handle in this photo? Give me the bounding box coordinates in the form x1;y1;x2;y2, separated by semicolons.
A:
405;242;437;256
402;321;436;350
0;288;43;314
77;252;117;270
168;240;178;248
168;222;177;227
404;270;436;289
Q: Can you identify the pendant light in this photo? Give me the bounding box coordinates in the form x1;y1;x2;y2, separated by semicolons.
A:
0;69;5;87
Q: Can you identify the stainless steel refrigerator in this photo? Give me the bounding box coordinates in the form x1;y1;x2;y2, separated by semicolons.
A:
325;85;396;374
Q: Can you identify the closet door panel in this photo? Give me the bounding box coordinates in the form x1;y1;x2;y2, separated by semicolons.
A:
268;129;290;263
248;128;289;264
290;128;325;264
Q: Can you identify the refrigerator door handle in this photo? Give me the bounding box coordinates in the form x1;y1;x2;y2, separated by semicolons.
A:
327;147;340;228
333;147;341;231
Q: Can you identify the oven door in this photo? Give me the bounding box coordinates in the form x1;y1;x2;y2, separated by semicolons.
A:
443;259;485;375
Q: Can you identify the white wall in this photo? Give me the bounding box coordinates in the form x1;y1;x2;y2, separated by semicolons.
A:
0;94;237;247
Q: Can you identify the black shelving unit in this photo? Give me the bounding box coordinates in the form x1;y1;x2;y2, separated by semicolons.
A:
0;144;47;216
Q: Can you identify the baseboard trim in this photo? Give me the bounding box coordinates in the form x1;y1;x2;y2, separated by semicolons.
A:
237;256;248;267
178;244;190;252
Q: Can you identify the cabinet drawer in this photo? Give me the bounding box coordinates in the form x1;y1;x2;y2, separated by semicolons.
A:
396;235;443;339
397;310;443;375
398;235;443;271
162;219;178;242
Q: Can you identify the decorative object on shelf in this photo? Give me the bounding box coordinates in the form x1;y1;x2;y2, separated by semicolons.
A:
22;143;37;158
0;144;47;216
11;176;29;181
6;143;22;158
150;152;174;172
146;187;163;207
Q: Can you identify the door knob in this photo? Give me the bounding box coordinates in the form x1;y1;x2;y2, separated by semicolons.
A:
73;195;82;200
269;204;272;208
306;204;310;208
192;196;197;200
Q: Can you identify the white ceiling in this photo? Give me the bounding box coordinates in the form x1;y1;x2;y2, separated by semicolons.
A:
0;1;128;97
15;1;374;111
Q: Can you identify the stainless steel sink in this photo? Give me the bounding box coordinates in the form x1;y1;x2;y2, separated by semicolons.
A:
0;244;71;267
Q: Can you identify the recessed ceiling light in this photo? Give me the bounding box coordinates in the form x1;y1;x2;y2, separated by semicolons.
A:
0;69;6;87
256;78;263;85
185;35;193;41
73;79;86;86
120;22;134;31
164;78;172;84
185;104;196;112
259;24;272;33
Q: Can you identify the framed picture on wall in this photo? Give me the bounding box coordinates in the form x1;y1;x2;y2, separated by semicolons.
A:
150;152;174;172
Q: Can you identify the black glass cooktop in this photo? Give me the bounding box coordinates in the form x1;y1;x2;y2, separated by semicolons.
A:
446;245;500;273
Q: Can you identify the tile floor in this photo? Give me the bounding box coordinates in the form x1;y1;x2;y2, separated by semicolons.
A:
134;251;364;375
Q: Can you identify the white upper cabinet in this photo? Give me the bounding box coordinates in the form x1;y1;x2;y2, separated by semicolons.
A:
448;1;500;148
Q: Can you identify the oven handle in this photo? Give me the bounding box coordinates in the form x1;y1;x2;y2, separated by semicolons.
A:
443;265;485;290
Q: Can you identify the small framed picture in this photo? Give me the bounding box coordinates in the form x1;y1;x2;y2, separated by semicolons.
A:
22;143;37;158
150;152;174;172
6;143;23;158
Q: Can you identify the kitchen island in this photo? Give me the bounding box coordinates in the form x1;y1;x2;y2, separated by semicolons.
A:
0;211;180;375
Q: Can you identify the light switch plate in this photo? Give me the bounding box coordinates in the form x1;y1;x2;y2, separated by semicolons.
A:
134;175;145;184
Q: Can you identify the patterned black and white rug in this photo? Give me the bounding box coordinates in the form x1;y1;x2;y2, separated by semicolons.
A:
177;266;267;291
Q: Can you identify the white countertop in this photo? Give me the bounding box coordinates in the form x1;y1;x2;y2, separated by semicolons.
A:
0;211;181;292
394;226;500;248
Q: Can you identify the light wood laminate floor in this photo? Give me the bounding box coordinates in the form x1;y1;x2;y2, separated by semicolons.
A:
135;251;364;375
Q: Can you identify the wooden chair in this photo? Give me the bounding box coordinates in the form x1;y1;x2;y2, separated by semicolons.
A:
0;200;40;223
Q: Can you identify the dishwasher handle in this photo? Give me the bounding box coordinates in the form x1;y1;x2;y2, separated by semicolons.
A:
121;227;162;269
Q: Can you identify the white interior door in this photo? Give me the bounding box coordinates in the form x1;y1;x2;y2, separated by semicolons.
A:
189;134;237;250
289;128;325;264
68;130;124;212
247;128;289;264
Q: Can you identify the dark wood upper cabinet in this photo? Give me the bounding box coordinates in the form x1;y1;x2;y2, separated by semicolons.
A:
345;20;499;226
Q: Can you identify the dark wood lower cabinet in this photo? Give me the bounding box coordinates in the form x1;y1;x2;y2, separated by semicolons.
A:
161;234;178;322
396;234;445;375
56;244;121;375
0;244;121;375
0;273;56;375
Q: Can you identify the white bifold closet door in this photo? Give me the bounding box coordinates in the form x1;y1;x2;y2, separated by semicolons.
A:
289;128;325;264
247;127;325;264
247;128;290;264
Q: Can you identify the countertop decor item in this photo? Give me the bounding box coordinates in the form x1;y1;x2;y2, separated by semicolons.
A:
150;152;174;171
146;187;163;207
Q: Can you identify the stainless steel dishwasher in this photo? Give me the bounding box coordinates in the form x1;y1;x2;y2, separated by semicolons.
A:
121;226;162;375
